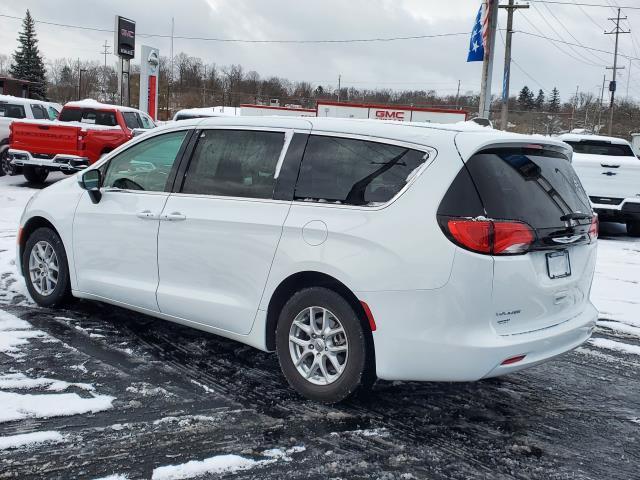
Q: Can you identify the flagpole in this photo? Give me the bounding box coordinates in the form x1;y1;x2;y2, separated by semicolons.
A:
479;0;499;120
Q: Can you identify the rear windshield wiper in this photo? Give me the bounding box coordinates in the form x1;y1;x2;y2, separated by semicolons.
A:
560;212;591;221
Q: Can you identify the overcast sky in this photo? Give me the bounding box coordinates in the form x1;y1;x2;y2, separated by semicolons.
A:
1;0;639;102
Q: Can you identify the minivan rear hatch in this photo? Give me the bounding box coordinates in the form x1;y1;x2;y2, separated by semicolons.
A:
449;139;598;335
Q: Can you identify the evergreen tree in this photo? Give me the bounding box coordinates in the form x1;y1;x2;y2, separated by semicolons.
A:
548;87;561;112
9;10;47;98
534;89;545;110
518;86;534;110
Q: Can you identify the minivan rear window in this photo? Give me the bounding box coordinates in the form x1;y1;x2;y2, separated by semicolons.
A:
295;135;428;206
466;147;592;228
564;140;635;157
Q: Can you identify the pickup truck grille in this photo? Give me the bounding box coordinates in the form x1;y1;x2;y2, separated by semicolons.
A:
589;196;623;206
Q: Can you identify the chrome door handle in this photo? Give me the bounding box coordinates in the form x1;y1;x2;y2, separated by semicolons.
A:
136;210;159;220
162;212;186;221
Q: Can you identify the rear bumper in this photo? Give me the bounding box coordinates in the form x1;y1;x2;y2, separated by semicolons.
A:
592;199;640;222
8;149;89;172
359;289;597;382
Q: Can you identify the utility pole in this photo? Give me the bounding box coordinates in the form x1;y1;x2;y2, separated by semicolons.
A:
605;8;630;136
455;79;461;108
100;40;111;101
337;74;341;102
479;0;500;120
167;17;174;117
499;0;529;130
626;57;632;98
570;85;579;131
598;73;606;131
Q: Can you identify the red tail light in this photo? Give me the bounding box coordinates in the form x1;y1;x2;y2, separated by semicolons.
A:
445;218;535;255
589;215;598;241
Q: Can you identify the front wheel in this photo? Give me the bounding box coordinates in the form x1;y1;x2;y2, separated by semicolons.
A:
23;165;49;184
627;220;640;237
276;287;374;403
22;227;71;307
1;149;20;176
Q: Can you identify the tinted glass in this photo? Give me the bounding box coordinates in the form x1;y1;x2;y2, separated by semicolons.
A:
30;104;47;119
122;111;141;129
47;106;59;120
103;131;187;192
0;103;26;119
466;147;592;228
295;135;428;206
565;140;635;157
140;113;155;129
182;129;285;199
60;108;117;126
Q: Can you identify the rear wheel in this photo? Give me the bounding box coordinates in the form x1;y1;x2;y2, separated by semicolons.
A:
627;220;640;237
23;165;49;184
276;287;374;403
22;227;71;307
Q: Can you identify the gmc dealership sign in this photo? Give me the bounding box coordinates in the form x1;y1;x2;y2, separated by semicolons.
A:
114;16;136;59
316;101;468;124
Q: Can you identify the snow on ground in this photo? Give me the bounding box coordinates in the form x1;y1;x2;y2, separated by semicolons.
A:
0;430;64;450
150;446;305;480
0;307;115;423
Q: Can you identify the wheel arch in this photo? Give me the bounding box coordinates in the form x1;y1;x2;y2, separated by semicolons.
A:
19;216;60;271
265;271;376;359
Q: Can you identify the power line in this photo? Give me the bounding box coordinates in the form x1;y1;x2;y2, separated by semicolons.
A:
516;30;640;60
526;1;640;10
0;14;468;44
530;3;605;66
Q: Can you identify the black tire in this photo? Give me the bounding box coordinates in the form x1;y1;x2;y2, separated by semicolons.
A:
276;287;374;403
23;165;49;184
1;148;20;176
22;227;71;308
627;220;640;237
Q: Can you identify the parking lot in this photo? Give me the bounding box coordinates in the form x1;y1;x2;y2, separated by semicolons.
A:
1;174;639;480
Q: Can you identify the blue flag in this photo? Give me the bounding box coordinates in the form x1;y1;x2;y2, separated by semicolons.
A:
467;3;486;62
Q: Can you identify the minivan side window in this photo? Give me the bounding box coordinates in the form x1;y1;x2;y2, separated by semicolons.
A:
102;130;188;192
295;135;428;206
181;129;285;199
0;103;26;119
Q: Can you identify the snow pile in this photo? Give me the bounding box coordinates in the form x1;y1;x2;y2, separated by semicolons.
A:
0;175;36;306
0;431;64;450
0;309;44;356
0;388;114;423
0;372;95;392
589;337;640;356
151;446;305;480
0;309;115;423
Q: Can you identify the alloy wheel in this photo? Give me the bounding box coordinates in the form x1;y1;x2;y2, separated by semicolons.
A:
288;306;349;386
28;240;59;296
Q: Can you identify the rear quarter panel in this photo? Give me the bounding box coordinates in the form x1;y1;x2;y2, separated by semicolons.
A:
259;140;465;310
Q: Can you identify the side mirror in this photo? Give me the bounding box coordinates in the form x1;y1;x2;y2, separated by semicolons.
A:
131;128;147;137
79;169;102;204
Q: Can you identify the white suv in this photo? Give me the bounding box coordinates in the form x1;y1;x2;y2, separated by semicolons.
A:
17;117;598;402
560;133;640;236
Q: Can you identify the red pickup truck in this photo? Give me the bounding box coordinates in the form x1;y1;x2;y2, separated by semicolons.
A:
8;100;156;183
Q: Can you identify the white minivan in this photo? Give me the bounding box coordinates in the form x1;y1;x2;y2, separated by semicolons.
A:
17;117;598;402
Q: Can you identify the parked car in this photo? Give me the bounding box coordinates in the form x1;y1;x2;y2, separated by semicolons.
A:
8;99;156;184
17;117;598;403
0;95;60;176
559;133;640;236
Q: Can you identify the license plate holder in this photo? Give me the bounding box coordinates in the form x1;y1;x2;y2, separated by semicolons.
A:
546;250;571;279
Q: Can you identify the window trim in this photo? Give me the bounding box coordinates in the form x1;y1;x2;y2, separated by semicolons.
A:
99;129;194;194
172;126;301;202
292;131;438;211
